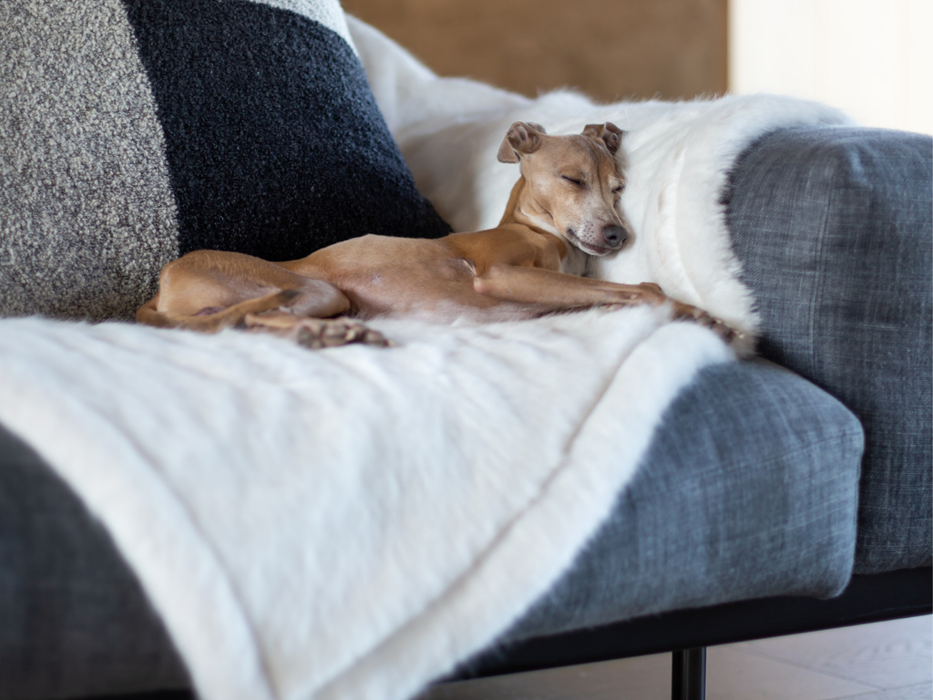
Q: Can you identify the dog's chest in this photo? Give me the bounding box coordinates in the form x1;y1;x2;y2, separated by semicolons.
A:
560;246;591;278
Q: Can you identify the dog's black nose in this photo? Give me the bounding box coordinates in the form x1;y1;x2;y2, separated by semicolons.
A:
602;225;627;248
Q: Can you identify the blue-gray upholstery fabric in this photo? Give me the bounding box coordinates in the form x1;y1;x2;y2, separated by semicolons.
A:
0;424;189;700
502;359;864;643
725;126;933;574
1;359;862;698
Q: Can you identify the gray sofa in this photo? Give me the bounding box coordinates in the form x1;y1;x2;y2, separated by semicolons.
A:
1;2;930;699
2;124;930;700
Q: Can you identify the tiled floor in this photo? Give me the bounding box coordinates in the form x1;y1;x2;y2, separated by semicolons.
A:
422;615;932;700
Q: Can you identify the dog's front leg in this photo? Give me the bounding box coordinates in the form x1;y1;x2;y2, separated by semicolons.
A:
473;264;669;307
474;264;736;341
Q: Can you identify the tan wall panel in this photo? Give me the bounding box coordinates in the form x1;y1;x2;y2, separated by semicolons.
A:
343;0;727;103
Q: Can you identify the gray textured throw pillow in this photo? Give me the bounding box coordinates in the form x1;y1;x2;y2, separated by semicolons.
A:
0;0;450;322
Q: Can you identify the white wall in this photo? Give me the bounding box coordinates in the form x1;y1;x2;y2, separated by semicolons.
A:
729;0;933;134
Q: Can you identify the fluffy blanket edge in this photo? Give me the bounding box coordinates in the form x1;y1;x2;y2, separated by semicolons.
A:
0;308;731;700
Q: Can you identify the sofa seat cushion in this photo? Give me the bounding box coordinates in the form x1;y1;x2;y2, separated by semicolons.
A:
501;359;863;645
0;359;863;698
725;126;933;574
0;422;188;700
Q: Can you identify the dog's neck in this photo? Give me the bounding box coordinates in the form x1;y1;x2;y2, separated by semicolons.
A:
499;177;591;277
499;177;559;236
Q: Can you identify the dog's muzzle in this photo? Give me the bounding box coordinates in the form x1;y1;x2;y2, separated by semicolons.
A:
566;224;630;256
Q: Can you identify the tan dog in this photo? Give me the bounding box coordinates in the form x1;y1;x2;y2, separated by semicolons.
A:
137;122;733;347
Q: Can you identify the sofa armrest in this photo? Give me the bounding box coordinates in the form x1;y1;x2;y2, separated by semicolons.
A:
725;126;932;574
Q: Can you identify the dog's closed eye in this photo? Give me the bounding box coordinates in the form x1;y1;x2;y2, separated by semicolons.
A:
562;175;584;186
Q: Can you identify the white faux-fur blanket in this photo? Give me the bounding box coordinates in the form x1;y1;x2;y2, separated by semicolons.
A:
0;18;854;700
0;310;729;700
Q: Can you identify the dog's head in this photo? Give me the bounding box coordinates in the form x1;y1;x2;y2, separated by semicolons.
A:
497;121;632;256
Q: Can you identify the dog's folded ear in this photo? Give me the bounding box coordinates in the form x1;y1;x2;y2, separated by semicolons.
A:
583;122;626;155
497;122;547;163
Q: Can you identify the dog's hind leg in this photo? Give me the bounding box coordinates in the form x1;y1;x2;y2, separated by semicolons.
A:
137;250;353;333
136;289;303;331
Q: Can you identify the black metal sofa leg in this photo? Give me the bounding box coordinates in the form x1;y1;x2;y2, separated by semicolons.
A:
671;647;707;700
